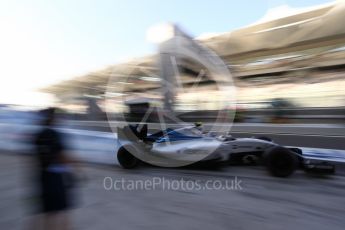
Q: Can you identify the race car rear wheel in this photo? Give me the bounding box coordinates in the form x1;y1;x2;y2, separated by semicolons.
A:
263;147;298;177
117;147;139;169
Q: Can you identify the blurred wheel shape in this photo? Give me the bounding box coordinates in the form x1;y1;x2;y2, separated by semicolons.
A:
263;147;298;177
117;147;139;169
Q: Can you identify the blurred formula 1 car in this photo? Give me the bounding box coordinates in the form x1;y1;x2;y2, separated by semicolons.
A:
116;124;335;177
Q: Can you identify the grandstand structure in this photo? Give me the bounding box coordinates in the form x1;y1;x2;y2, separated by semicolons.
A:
43;1;345;114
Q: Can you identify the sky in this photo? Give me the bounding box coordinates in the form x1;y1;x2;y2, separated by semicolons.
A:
0;0;335;106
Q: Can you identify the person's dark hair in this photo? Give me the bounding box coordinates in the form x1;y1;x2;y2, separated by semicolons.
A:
40;107;57;126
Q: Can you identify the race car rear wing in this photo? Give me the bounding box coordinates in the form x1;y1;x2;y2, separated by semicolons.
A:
117;124;148;143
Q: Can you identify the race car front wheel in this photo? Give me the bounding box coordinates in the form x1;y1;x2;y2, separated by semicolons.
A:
263;147;298;177
117;147;139;169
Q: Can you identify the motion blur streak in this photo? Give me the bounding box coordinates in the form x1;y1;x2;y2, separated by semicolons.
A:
1;1;345;230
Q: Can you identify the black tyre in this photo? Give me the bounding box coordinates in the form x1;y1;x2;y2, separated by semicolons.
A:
263;146;298;177
117;147;139;169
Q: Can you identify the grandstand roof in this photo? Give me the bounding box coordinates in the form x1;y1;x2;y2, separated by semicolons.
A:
43;1;345;96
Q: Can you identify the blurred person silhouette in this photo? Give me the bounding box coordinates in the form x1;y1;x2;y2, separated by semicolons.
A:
30;107;75;230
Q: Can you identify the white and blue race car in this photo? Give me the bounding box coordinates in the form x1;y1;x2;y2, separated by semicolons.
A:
116;124;335;177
